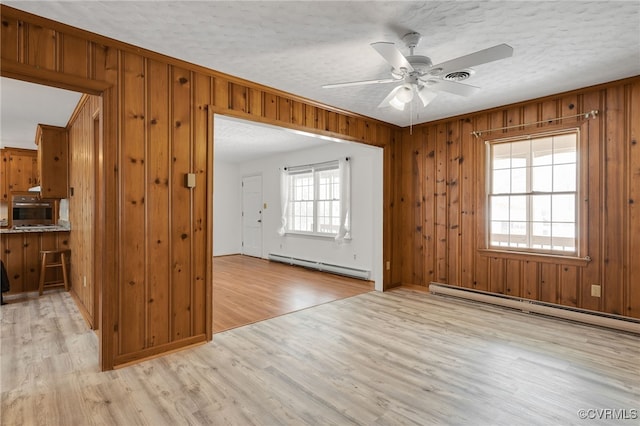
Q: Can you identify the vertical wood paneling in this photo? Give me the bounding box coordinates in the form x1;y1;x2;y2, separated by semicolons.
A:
539;264;557;304
628;80;640;318
384;131;397;286
603;85;625;315
230;83;247;113
324;111;337;133
435;123;448;282
315;110;326;133
170;67;193;341
447;122;461;285
213;77;229;109
22;234;40;291
395;130;412;285
61;34;88;77
423;128;436;284
303;104;315;129
460;119;475;288
3;234;25;293
279;98;291;124
523;261;539;300
559;265;578;307
146;59;171;347
68;94;99;325
411;130;424;285
1;150;7;201
0;17;19;61
26;23;56;71
263;93;278;121
581;90;603;311
338;115;349;135
119;52;147;354
473;114;489;291
489;257;505;294
291;100;303;126
505;260;522;297
248;88;262;117
191;72;210;336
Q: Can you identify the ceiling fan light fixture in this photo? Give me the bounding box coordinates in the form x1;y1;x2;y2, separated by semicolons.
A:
389;96;406;110
395;84;414;103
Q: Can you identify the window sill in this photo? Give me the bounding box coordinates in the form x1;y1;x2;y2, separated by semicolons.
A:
478;248;591;267
284;231;351;241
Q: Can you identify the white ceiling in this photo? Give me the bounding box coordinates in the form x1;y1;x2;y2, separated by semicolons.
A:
1;1;639;156
214;115;329;164
0;78;82;149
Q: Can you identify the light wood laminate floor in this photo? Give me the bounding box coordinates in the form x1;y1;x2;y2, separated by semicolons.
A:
2;288;639;425
213;255;373;333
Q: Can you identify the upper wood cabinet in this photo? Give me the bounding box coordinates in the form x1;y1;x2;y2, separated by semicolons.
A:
36;124;69;199
0;147;38;200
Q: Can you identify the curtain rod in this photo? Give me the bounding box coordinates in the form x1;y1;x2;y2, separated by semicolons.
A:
283;157;349;171
471;110;599;138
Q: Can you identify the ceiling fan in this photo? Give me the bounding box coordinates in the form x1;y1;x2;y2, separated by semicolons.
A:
322;32;513;111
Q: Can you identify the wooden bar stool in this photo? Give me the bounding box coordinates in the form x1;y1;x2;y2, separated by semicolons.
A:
39;249;70;296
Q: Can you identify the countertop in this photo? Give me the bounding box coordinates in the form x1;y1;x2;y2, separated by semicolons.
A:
0;226;71;234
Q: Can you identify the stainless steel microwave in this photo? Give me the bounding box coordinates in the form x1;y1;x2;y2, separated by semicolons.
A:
11;194;55;227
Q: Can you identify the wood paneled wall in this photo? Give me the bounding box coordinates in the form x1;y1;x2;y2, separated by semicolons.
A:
67;94;100;328
0;5;398;370
392;76;640;319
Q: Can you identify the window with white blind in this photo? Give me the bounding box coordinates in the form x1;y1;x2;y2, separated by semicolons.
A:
487;130;579;254
281;159;350;238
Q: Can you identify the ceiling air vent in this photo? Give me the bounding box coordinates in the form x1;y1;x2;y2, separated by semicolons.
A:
443;69;474;81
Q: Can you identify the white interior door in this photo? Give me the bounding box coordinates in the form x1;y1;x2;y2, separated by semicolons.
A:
242;175;263;258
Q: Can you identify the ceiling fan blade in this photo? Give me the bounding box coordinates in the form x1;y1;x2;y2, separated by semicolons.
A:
371;42;415;73
423;79;480;97
417;87;438;107
322;78;397;89
377;85;403;109
430;43;513;75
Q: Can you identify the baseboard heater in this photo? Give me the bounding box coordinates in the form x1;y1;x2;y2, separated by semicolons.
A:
268;253;370;280
429;282;640;335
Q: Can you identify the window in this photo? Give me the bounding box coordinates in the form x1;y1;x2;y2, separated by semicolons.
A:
280;159;350;239
487;130;578;254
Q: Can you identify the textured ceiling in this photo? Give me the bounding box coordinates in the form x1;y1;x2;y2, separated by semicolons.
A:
1;1;639;157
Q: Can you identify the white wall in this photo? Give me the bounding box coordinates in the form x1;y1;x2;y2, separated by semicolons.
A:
238;141;383;288
213;160;242;256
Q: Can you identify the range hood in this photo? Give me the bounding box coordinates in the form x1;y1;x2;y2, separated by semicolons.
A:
28;186;41;192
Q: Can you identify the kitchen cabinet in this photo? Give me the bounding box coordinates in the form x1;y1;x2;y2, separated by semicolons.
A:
0;148;38;201
0;230;70;294
36;124;69;199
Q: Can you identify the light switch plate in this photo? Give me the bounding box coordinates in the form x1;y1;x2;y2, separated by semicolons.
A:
185;173;196;188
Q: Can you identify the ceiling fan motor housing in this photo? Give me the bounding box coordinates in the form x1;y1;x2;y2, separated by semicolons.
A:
406;55;433;74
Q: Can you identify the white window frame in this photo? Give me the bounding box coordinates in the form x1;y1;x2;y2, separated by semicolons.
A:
486;128;580;256
284;160;348;238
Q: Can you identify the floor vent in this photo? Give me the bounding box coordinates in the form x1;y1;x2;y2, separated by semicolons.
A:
268;253;370;280
429;282;640;335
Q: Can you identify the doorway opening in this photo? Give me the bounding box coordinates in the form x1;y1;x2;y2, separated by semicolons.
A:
212;113;383;332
